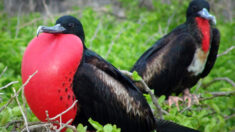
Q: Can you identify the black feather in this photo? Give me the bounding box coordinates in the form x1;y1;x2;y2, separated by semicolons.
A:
72;49;156;132
156;119;199;132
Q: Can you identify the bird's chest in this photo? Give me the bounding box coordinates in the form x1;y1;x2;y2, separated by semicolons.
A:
187;17;211;76
187;48;209;75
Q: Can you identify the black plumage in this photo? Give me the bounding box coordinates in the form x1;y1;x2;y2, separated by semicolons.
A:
72;49;156;132
37;15;199;132
131;0;220;98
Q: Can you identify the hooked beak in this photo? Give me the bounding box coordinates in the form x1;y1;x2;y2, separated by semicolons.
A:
37;24;66;37
198;8;216;25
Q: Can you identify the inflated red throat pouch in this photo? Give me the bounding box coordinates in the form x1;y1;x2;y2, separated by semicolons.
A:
21;33;83;128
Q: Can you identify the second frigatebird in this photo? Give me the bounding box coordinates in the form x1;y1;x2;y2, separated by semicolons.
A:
131;0;220;108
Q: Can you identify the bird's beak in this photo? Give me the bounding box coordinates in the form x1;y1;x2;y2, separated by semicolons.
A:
37;24;66;37
198;8;216;25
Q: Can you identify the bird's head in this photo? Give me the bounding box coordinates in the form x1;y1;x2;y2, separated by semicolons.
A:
37;15;86;45
186;0;216;25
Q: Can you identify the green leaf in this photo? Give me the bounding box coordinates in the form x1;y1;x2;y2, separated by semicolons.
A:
0;109;10;125
0;127;8;132
211;103;221;113
0;1;234;131
158;95;166;105
76;124;87;132
88;118;103;131
105;124;121;132
132;71;142;81
103;124;113;132
66;129;73;132
12;106;21;117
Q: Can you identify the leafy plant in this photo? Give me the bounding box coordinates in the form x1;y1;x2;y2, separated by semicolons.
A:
0;0;234;131
88;118;121;132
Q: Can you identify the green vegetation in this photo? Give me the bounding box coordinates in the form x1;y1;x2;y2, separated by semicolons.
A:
0;0;234;132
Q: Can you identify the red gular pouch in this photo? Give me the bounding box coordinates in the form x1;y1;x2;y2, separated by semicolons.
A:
21;33;83;131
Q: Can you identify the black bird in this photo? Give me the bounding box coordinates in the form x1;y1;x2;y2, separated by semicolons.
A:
29;15;199;132
131;0;220;108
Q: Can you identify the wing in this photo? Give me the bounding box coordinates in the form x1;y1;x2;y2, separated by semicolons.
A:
84;49;142;92
130;38;169;93
131;35;169;75
131;24;186;76
134;33;197;96
72;62;155;132
200;28;220;78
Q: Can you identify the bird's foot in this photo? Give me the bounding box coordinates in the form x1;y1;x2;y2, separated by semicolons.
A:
168;96;183;111
183;89;199;107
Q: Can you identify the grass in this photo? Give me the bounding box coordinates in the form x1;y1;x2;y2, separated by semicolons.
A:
0;0;234;131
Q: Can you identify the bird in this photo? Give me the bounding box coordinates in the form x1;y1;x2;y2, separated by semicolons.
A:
131;0;220;109
22;15;199;132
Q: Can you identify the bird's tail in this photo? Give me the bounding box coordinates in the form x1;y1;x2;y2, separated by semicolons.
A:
156;119;199;132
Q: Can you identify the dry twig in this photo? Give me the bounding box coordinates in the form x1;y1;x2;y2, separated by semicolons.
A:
93;7;126;19
0;71;38;113
143;33;159;46
105;26;129;58
48;100;78;121
22;84;28;126
224;114;235;120
15;3;23;38
89;21;102;48
199;91;235;101
13;87;30;132
21;123;51;132
42;0;53;20
180;91;235;112
120;70;168;119
20;17;43;29
5;120;24;129
179;91;235;112
0;96;14;113
56;119;75;132
0;81;19;90
136;15;145;33
201;77;235;88
19;10;82;30
195;79;202;93
44;100;78;132
21;121;78;132
0;66;7;78
163;13;175;34
217;46;235;57
180;106;192;113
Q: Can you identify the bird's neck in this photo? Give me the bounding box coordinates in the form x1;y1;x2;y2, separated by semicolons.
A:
195;17;211;53
82;43;87;49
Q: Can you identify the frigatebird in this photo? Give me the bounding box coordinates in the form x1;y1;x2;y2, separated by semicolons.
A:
22;15;199;132
131;0;220;108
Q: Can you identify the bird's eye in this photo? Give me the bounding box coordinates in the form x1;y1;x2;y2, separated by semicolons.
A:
68;23;75;27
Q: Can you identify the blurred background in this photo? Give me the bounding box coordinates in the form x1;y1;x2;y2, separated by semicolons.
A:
0;0;234;132
2;0;234;21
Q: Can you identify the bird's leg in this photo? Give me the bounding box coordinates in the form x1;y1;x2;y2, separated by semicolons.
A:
183;88;199;107
168;96;183;111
